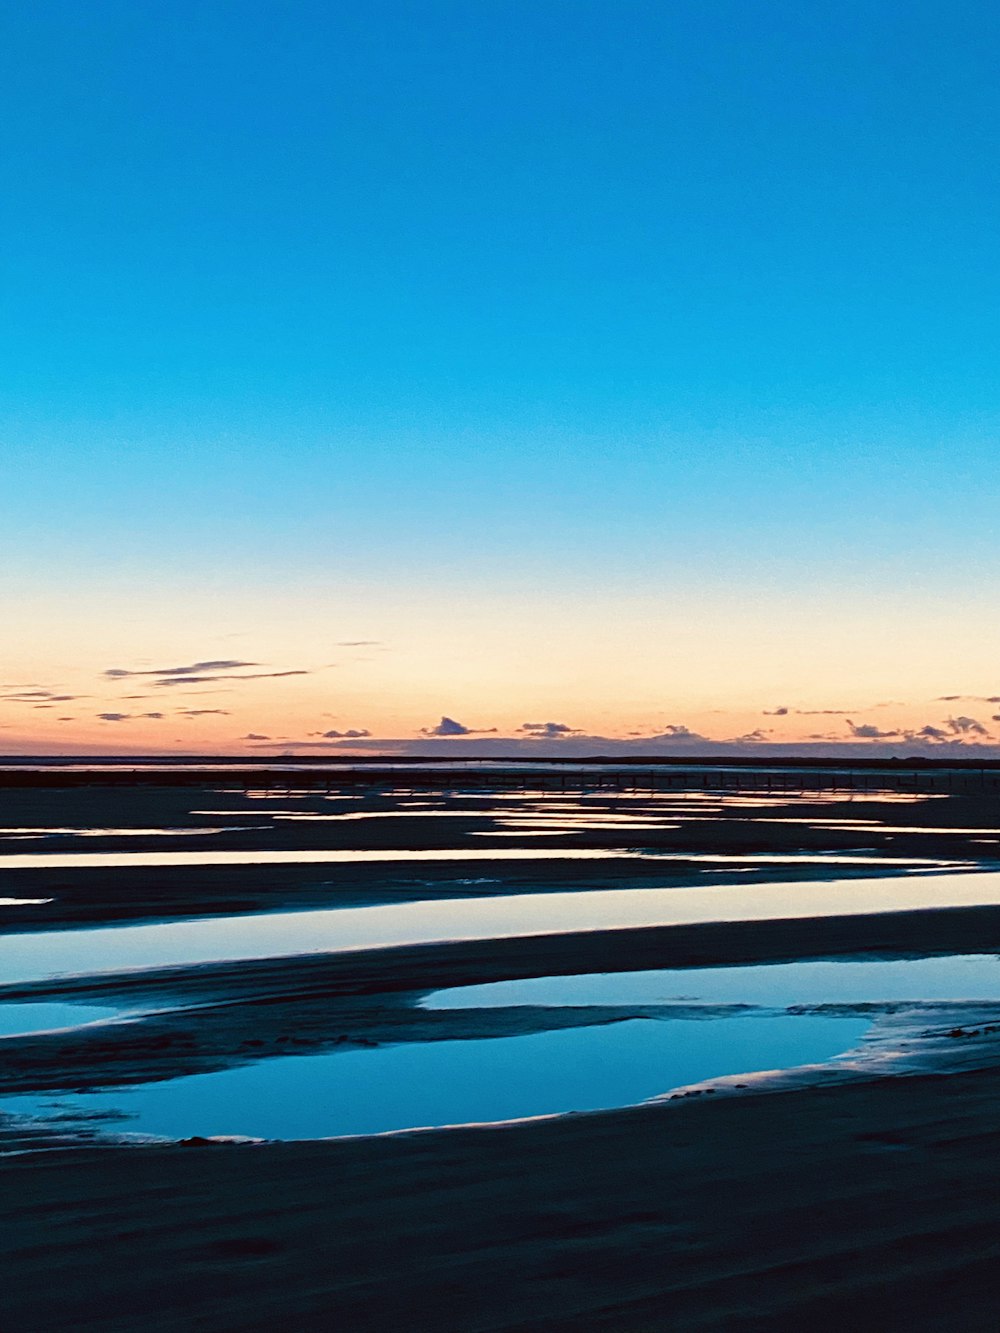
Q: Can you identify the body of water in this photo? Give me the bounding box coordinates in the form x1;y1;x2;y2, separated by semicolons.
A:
4;870;1000;987
0;1012;868;1143
0;1001;124;1038
426;953;1000;1010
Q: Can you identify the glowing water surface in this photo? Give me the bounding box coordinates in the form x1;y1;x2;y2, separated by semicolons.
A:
5;869;1000;987
0;847;634;870
0;1013;868;1143
0;847;943;870
426;953;1000;1011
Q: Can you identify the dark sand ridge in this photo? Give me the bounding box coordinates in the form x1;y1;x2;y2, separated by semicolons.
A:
1;786;998;933
8;1065;1000;1331
6;905;1000;1097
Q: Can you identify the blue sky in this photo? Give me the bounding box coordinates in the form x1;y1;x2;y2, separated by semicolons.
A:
2;1;998;753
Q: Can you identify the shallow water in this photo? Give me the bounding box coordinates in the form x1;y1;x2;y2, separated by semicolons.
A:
0;847;638;869
4;869;1000;987
0;847;950;869
0;827;259;840
425;954;1000;1011
0;1001;123;1038
0;1013;868;1142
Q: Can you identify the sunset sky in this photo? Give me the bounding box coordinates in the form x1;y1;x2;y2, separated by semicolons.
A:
3;1;998;756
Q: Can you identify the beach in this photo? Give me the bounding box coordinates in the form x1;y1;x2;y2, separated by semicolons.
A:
4;763;1000;1328
7;1069;1000;1331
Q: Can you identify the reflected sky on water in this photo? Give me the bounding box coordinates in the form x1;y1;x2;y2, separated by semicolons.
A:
4;869;1000;986
426;953;1000;1011
0;1012;868;1142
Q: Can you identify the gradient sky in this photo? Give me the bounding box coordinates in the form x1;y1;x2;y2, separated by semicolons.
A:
3;1;999;755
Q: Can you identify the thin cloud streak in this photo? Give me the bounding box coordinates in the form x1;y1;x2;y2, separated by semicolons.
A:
151;671;309;687
105;661;256;679
97;712;165;722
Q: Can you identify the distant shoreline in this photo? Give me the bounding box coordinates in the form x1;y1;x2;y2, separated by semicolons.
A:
4;752;1000;768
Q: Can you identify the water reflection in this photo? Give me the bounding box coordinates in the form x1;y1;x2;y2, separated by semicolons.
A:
425;954;1000;1011
4;870;1000;987
0;1013;868;1142
0;847;638;870
0;1001;123;1038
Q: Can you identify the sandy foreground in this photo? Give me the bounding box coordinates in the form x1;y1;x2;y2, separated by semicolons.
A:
5;1067;1000;1332
5;781;1000;1328
5;903;1000;1331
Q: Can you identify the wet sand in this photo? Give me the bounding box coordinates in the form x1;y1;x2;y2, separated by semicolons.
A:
4;905;1000;1097
6;777;1000;1327
7;1067;1000;1331
3;784;998;934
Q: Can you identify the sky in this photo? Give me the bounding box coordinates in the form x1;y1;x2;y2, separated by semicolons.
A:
2;0;998;757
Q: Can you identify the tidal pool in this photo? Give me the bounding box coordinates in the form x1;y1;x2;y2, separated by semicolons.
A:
3;870;1000;987
0;1012;869;1143
425;953;1000;1011
0;1002;123;1038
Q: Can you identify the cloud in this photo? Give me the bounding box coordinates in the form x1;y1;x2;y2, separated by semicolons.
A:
731;728;771;743
337;641;381;647
235;727;1000;758
425;717;471;737
176;708;230;717
420;716;497;737
97;711;164;722
947;715;989;736
760;707;854;717
889;720;995;744
0;689;80;703
517;722;582;739
105;660;256;679
843;714;995;746
906;724;950;742
846;720;900;740
151;670;308;687
309;728;372;739
104;660;311;689
937;695;1000;704
242;733;270;740
643;724;709;743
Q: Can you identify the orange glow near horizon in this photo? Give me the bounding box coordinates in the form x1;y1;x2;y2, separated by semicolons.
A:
4;578;998;755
